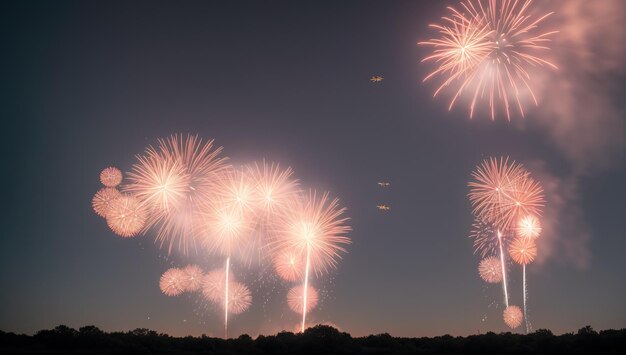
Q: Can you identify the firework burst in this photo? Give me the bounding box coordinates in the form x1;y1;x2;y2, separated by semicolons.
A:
421;0;557;119
148;134;229;255
468;157;544;231
469;217;499;257
105;195;148;237
159;268;187;297
100;167;123;187
478;256;503;283
508;236;537;265
270;190;351;332
287;285;319;314
92;187;122;218
517;215;542;239
248;160;300;217
503;305;523;329
273;250;304;282
224;281;252;315
182;265;205;292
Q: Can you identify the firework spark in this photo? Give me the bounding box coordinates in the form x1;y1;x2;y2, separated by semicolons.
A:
182;265;204;292
421;0;557;119
248;160;300;216
271;190;351;332
503;305;523;329
469;217;499;257
125;146;190;216
287;285;319;314
273;250;304;282
146;134;230;255
159;268;187;297
468;157;544;231
100;167;123;187
516;214;542;239
92;187;122;218
105;195;148;237
508;236;537;265
478;256;503;283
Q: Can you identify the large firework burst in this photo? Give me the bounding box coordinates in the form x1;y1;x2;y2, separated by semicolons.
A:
125;135;229;254
182;265;205;292
421;0;557;119
468;157;544;232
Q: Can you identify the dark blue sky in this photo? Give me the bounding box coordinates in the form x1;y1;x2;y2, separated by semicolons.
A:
1;0;624;337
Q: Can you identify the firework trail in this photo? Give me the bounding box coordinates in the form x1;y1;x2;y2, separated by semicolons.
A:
420;0;557;119
270;191;351;332
497;230;509;307
468;157;545;329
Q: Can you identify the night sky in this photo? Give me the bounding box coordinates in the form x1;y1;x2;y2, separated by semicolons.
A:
1;0;625;338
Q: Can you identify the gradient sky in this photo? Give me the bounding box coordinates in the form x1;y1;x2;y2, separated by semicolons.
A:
1;0;625;338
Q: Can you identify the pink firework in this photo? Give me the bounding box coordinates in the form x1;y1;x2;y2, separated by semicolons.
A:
421;0;557;120
478;256;503;283
468;157;544;231
197;203;253;258
273;250;304;282
92;187;122;218
201;268;234;303
508;236;537;265
271;190;350;332
503;305;523;329
212;168;259;218
271;191;351;275
100;167;123;187
105;195;148;237
287;285;319;314
248;160;300;216
125;145;190;218
159;268;187;297
150;134;230;254
469;217;499;257
517;215;542;239
225;281;252;315
182;265;205;292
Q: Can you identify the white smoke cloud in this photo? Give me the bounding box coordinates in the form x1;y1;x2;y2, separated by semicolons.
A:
532;0;626;174
526;161;591;269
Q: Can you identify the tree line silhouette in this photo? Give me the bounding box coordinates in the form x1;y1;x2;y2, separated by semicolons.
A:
1;324;624;354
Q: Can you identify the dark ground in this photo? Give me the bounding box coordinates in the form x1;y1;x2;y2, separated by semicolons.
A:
1;324;624;354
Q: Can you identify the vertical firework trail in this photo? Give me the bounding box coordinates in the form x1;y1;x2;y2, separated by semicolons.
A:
301;244;311;332
523;264;530;333
497;230;509;307
224;256;230;338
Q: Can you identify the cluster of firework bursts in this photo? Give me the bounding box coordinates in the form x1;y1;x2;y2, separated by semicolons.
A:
468;157;545;332
91;134;351;338
420;0;557;120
